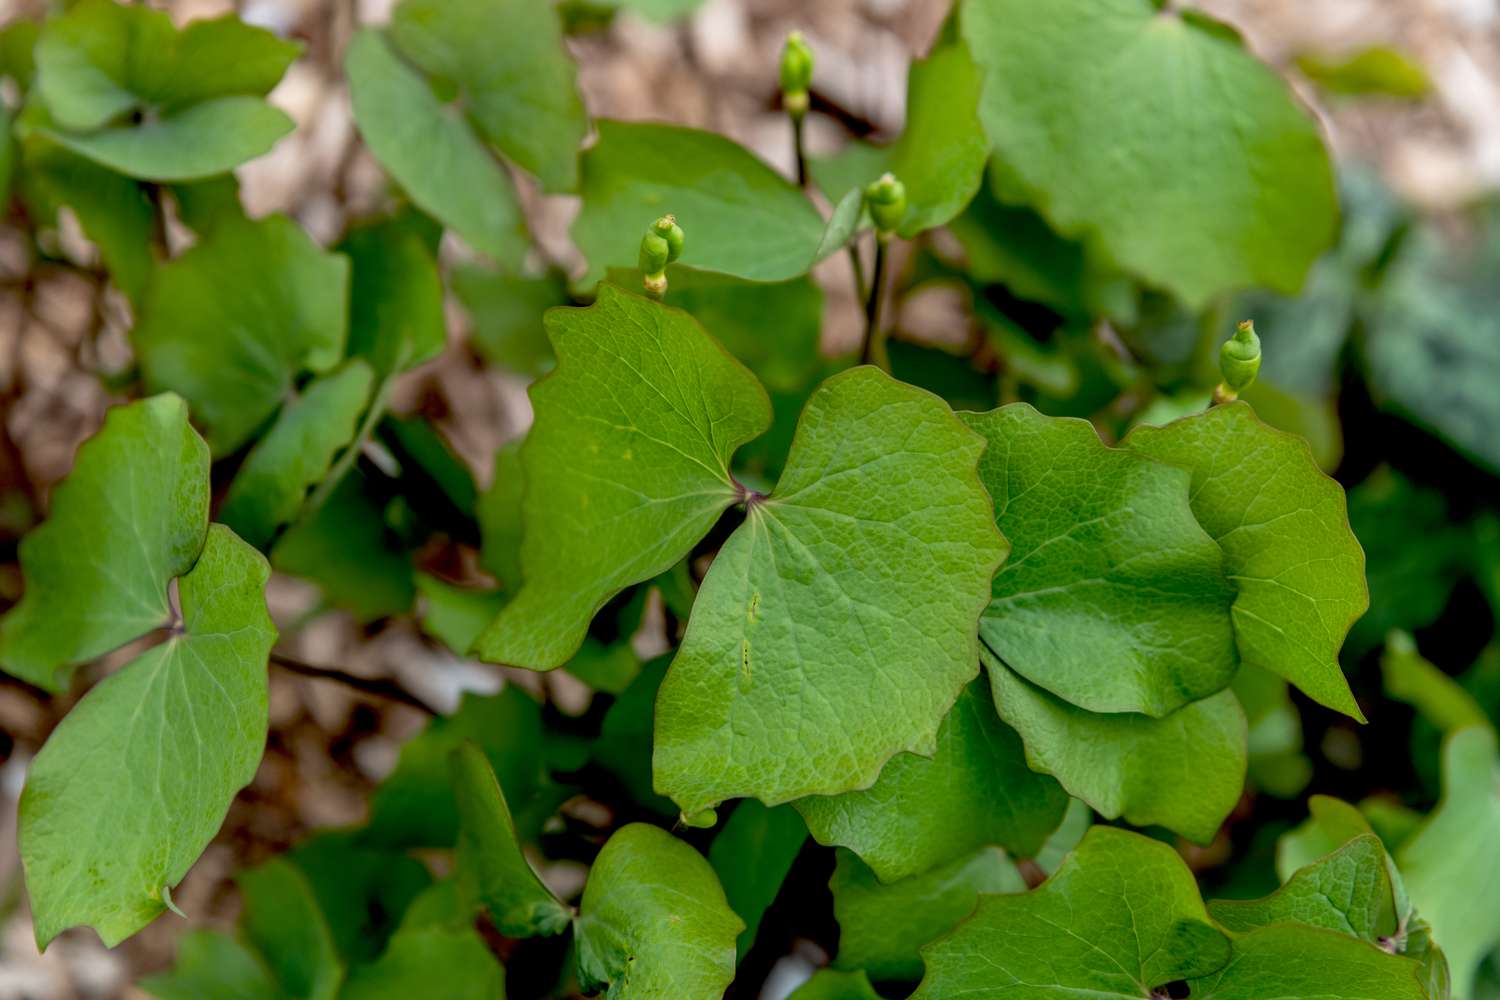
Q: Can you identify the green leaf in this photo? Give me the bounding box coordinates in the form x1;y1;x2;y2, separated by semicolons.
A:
572;121;826;288
1186;925;1428;1000
339;918;505;1000
655;367;1006;813
365;686;547;848
1347;468;1469;656
1126;402;1368;720
814;36;986;238
575;823;743;1000
172;173;246;235
1399;727;1500;999
340;216;447;376
986;651;1247;844
608;267;825;394
450;741;572;938
1033;797;1093;876
415;575;507;655
477;440;524;589
219;361;374;550
594;656;676;815
912;826;1232;999
960;0;1336;307
1235;665;1313;799
1298;47;1431;99
20;525;275;947
787;969;882;1000
19;141;154;302
963;404;1238;716
346;29;527;267
389;0;586;192
1210;834;1397;943
795;677;1066;883
287;834;432;964
832;846;1023;983
35;1;298;129
39;96;294;182
1362;219;1500;475
134;214;350;456
454;267;569;379
473;285;770;670
0;394;208;691
139;931;283;1000
708;800;807;960
237;859;344;1000
270;470;415;622
1382;632;1490;736
1278;795;1377;883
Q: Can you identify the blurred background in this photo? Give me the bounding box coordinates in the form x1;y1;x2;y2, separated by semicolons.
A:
0;0;1498;996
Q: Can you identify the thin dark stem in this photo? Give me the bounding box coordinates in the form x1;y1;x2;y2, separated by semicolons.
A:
846;239;868;307
269;652;438;716
859;235;889;368
792;114;808;188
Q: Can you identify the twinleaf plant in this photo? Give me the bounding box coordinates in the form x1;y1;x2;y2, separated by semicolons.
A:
0;0;1484;998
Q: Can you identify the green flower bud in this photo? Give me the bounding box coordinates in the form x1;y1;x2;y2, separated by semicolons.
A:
1219;320;1261;392
639;229;670;277
864;172;907;235
652;214;685;263
780;31;813;115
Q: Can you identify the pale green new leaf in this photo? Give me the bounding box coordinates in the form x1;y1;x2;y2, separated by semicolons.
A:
575;823;743;1000
0;394;208;691
962;404;1237;716
139;931;282;1000
986;651;1247;844
960;0;1337;307
40;97;294;182
20;526;276;947
832;847;1023;983
346;30;527;267
912;827;1232;999
1210;834;1397;943
134;215;350;456
473;285;770;670
220;361;374;550
788;970;880;1000
572;121;826;288
655;367;1006;813
795;677;1066;883
1399;726;1500;999
1382;631;1490;735
389;0;586;192
450;741;571;938
237;859;344;1000
1126;402;1368;720
1187;925;1427;1000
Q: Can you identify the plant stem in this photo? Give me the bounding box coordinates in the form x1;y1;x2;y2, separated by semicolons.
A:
846;239;868;307
860;234;890;368
792;113;808;188
270;651;438;716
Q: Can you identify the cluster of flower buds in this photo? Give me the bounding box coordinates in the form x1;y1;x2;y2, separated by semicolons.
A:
639;214;685;299
864;172;908;237
781;31;813;120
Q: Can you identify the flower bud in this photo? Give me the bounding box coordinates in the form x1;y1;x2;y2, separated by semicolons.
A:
780;31;813;116
1219;320;1262;392
639;229;670;277
652;214;685;264
864;172;907;235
